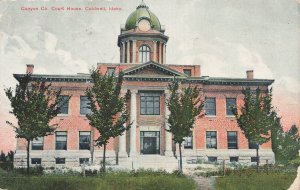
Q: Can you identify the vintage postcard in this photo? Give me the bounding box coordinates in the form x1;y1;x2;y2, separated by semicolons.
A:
0;0;299;189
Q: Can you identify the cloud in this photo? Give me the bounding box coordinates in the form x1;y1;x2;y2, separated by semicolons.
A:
175;35;273;79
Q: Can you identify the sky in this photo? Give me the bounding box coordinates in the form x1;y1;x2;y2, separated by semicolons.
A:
0;0;299;153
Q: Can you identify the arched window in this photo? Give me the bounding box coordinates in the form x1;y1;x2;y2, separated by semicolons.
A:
139;45;150;63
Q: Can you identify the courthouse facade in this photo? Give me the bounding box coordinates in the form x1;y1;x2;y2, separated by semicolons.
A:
14;2;275;168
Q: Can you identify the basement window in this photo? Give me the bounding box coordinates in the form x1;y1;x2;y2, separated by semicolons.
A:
56;158;65;164
31;158;41;165
208;157;217;163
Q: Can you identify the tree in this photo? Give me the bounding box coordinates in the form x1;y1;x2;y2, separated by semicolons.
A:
232;87;274;172
276;125;300;164
85;69;130;172
166;81;204;172
5;75;62;174
270;113;284;162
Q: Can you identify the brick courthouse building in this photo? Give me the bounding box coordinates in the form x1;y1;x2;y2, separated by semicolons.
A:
14;2;275;169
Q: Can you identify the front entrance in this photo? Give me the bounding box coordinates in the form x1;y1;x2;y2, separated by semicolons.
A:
140;131;160;154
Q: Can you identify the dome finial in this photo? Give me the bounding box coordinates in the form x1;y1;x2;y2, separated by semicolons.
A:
137;0;148;9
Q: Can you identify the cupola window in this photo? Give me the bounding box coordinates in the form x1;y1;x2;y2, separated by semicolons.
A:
139;45;150;63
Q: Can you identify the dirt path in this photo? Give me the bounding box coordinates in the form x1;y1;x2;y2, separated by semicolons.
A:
191;175;215;190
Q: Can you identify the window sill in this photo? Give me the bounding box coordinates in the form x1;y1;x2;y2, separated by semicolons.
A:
79;114;88;117
205;115;216;118
140;114;161;116
57;114;69;117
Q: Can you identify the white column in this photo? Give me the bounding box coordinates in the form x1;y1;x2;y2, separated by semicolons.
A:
163;44;166;64
153;41;157;62
126;41;130;63
119;130;127;157
119;89;128;157
132;40;136;63
165;91;173;156
122;42;125;63
158;42;161;64
130;89;137;156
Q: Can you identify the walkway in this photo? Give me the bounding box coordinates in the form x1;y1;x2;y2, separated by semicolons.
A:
288;166;300;190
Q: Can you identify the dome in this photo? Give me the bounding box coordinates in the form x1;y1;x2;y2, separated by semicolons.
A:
125;1;161;31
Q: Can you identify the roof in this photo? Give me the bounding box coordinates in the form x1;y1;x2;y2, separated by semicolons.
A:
13;67;274;87
125;1;161;31
123;61;186;77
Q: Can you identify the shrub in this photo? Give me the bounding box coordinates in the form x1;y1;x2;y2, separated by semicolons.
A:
288;156;300;167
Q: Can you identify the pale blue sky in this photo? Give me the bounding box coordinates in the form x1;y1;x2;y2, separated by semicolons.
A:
0;0;299;128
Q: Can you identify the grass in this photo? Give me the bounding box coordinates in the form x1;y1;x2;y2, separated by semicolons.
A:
0;169;197;190
215;169;297;190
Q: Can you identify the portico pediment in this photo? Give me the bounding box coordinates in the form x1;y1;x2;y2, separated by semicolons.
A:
123;61;185;78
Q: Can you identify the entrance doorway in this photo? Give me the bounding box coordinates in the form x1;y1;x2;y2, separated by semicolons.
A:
140;131;160;154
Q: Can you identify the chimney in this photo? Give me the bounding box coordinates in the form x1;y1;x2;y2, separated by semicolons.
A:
246;70;253;80
26;64;34;74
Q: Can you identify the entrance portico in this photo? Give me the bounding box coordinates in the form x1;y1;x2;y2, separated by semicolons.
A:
118;85;175;157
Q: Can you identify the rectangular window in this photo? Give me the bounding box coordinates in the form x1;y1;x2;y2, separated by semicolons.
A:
57;95;69;114
227;131;238;149
206;131;217;149
208;157;217;163
183;132;193;149
55;158;65;164
183;69;192;76
32;137;43;150
140;92;160;115
56;131;67;150
79;158;90;165
79;131;91;150
107;67;116;76
249;141;259;149
230;157;239;162
226;98;236;116
80;96;92;115
31;158;41;165
204;97;216;116
251;157;258;162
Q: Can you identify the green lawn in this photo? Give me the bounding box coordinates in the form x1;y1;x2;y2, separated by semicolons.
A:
215;171;296;190
0;170;197;190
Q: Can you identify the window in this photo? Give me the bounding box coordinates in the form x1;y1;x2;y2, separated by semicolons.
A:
31;158;41;165
226;98;236;116
208;157;217;163
206;131;217;149
249;141;259;149
251;157;258;162
107;67;115;76
56;158;65;164
140;92;160;115
139;45;150;63
230;157;239;162
57;95;69;114
79;158;89;165
79;131;91;150
183;132;193;149
183;69;192;76
80;96;92;115
227;131;238;149
204;97;216;116
56;131;67;150
32;137;43;150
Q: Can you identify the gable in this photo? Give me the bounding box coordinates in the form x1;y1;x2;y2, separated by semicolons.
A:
123;61;185;77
